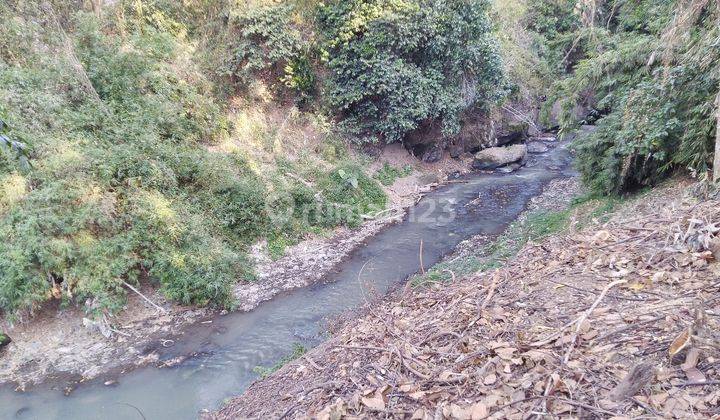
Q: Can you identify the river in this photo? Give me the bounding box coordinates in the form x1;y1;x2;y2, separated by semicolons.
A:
1;139;574;419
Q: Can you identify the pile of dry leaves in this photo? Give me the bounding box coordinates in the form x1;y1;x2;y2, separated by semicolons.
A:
212;180;720;419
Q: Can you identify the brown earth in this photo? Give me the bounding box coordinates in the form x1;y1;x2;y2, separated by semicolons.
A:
212;178;720;419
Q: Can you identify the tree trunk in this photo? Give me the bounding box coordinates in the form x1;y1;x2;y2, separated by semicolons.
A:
714;90;720;182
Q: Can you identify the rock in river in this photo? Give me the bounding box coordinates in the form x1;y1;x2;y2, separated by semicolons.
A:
472;144;527;171
496;162;522;173
527;141;549;154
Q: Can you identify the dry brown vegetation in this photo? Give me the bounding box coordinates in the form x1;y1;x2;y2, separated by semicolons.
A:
213;179;720;419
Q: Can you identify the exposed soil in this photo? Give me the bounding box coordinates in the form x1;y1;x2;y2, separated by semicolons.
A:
0;150;470;390
0;289;211;391
212;178;720;419
367;143;473;208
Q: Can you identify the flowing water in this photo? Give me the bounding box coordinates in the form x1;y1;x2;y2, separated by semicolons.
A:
1;140;575;419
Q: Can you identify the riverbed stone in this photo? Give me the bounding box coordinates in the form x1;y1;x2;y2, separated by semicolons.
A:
448;144;464;159
418;173;440;185
527;141;549;154
496;163;521;173
472;144;527;170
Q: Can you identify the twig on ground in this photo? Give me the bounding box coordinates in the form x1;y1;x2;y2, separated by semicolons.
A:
594;316;665;343
632;397;661;416
676;380;720;387
556;397;619;417
480;270;503;312
122;281;168;314
304;355;325;371
563;279;628;364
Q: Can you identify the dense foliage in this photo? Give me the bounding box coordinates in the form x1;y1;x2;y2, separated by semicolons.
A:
524;0;580;74
206;1;317;102
541;0;719;193
0;1;386;317
0;2;248;314
10;0;717;319
319;0;505;144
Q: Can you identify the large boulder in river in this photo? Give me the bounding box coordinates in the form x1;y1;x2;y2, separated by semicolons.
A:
472;144;527;170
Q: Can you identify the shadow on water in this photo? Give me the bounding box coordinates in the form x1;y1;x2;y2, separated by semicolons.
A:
1;141;575;419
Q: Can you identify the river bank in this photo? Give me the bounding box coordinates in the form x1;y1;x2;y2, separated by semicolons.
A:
0;135;574;418
0;145;471;390
212;178;720;419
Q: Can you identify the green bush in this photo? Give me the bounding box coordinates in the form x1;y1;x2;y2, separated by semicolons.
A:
0;3;249;315
523;0;580;74
205;176;270;240
221;2;313;96
318;164;387;227
318;0;504;144
281;54;317;103
541;0;719;194
374;163;412;186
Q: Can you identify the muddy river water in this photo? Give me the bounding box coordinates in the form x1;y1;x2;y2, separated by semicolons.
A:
1;140;575;419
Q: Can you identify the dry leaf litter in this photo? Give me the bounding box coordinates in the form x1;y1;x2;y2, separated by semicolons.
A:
212;180;720;419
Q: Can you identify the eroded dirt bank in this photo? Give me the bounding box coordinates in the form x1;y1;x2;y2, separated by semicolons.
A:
0;149;472;390
212;179;720;419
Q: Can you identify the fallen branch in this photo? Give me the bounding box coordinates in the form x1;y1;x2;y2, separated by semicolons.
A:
556;397;619;417
394;347;430;380
480;270;503;311
563;279;628;364
122;281;168;314
676;380;720;387
304;355;325;371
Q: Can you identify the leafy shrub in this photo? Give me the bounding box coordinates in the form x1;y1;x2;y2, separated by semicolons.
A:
281;54;317;102
270;161;387;231
318;0;504;144
318;164;387;227
222;2;313;96
523;0;580;73
204;176;270;240
374;163;412;186
542;0;719;194
0;3;247;315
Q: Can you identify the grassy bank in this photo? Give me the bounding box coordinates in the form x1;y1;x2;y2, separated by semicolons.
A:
411;184;630;287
